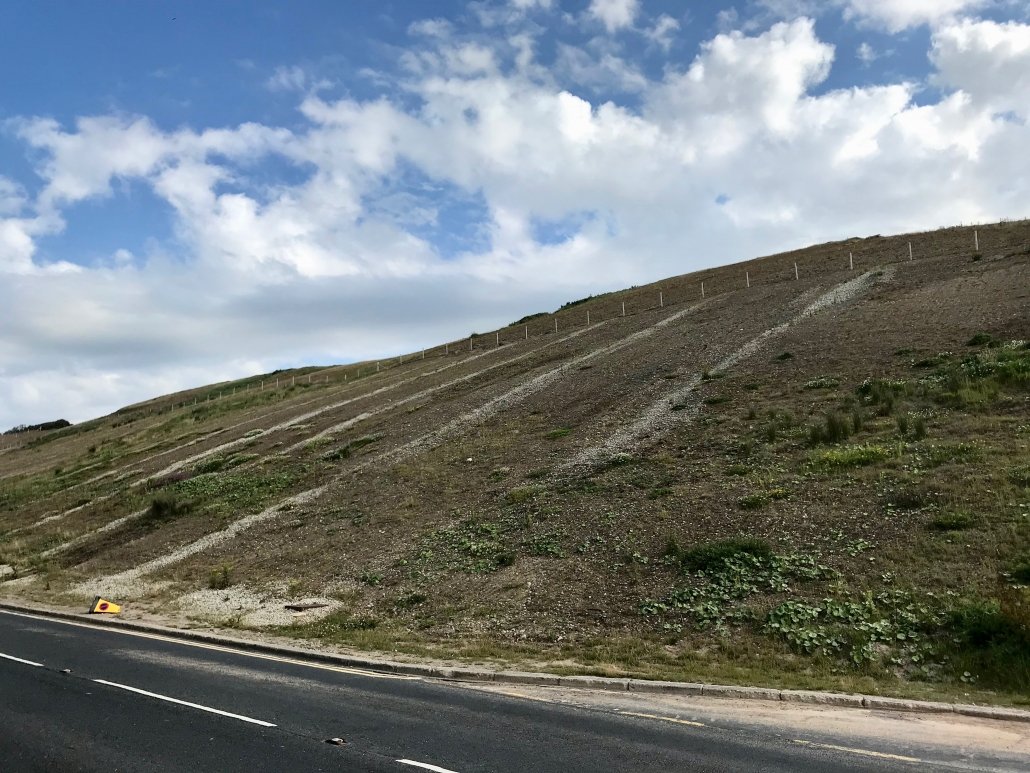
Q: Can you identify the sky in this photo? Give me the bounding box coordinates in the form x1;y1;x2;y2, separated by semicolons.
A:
1;0;1029;429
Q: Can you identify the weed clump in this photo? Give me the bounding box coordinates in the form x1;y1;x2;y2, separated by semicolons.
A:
208;565;233;589
811;444;892;469
807;411;852;446
668;537;773;572
967;332;997;347
927;511;977;531
140;494;194;528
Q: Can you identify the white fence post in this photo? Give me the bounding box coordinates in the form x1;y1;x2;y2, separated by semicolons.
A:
794;262;799;280
376;362;380;373
496;332;500;347
849;252;854;270
745;271;750;288
974;230;979;251
524;325;528;340
659;291;664;308
908;241;913;260
554;318;559;334
470;335;473;352
587;310;591;325
621;301;626;317
701;281;705;298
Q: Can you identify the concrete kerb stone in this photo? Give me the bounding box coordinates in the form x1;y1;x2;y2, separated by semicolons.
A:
701;684;781;701
628;679;704;696
779;689;866;708
2;601;1029;724
559;676;630;691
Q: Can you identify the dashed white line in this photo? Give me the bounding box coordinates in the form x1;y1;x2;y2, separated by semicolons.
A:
92;679;277;727
397;760;460;773
0;609;415;681
0;652;44;667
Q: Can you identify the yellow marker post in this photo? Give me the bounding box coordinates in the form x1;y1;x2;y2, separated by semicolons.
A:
89;597;122;615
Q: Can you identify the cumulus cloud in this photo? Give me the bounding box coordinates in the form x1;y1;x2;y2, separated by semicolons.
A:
2;9;1030;428
587;0;640;33
931;17;1030;116
843;0;989;32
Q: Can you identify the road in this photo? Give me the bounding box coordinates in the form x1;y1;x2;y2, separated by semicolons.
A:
0;609;1021;772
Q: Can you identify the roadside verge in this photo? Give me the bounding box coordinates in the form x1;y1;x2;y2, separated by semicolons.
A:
2;599;1027;724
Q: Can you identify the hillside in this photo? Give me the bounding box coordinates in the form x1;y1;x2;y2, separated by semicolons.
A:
2;221;1029;705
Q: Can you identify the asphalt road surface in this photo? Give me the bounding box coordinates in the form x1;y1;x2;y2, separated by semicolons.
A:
0;609;1018;772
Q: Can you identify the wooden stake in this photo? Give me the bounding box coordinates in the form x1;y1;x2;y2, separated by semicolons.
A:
701;281;705;298
974;230;979;251
621;302;626;316
659;291;664;308
745;271;750;288
849;252;853;270
794;262;799;280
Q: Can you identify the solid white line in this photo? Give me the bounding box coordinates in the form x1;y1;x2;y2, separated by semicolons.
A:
397;761;459;773
0;652;44;667
619;710;705;727
93;679;276;727
792;739;922;763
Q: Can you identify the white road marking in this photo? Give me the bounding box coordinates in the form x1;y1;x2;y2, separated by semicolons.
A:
0;651;44;667
0;609;415;681
619;711;705;727
93;679;276;727
397;760;460;773
792;739;922;763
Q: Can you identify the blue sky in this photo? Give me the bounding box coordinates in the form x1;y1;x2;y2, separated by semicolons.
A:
1;0;1029;428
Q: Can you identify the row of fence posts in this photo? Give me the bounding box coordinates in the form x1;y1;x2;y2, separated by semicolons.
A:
7;227;995;431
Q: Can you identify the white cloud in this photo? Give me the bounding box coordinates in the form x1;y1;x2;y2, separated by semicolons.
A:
843;0;988;32
587;0;640;33
3;12;1030;429
857;41;877;63
645;14;681;51
931;18;1030;116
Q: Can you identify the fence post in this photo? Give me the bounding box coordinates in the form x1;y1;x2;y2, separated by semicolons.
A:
587;310;590;325
794;262;799;280
701;281;705;299
446;343;449;355
659;291;664;308
621;301;626;317
908;241;913;260
849;252;854;270
469;335;473;352
745;271;750;288
974;230;979;251
496;332;500;348
376;362;380;373
554;318;559;334
524;325;528;340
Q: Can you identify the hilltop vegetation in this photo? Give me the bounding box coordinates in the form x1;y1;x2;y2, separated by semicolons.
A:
1;221;1028;705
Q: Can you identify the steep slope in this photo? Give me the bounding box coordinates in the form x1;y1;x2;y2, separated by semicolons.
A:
2;221;1029;704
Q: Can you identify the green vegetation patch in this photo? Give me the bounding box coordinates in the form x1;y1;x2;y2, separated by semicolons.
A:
811;444;892;469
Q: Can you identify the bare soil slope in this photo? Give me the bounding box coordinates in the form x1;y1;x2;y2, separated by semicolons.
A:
2;221;1028;705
